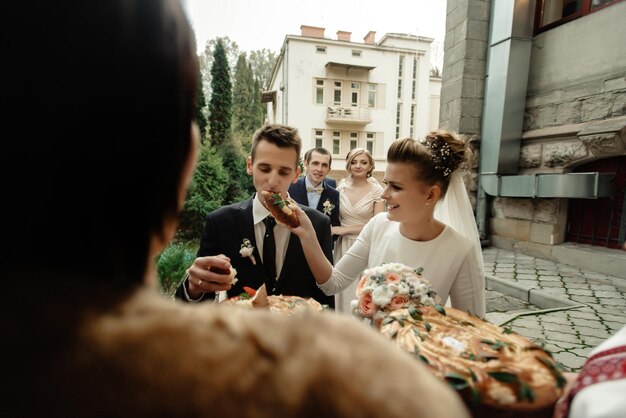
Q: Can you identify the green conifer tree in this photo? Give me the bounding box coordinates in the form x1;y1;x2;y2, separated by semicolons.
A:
232;53;256;135
208;39;232;147
195;66;208;142
177;143;228;240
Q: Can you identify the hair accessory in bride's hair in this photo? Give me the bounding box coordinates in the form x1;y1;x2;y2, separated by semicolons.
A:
419;136;453;178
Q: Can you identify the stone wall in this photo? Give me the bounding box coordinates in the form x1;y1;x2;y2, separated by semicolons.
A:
440;0;490;135
440;0;491;211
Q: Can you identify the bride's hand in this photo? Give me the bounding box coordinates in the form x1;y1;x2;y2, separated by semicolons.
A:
289;205;316;239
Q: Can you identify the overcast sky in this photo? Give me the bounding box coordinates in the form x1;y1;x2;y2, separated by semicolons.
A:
182;0;447;54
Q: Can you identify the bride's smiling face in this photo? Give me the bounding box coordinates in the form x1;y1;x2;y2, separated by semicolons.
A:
382;162;434;223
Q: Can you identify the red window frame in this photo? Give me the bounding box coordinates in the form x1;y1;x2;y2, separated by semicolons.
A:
534;0;623;35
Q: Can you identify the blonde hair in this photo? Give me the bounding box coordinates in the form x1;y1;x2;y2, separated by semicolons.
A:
345;148;375;178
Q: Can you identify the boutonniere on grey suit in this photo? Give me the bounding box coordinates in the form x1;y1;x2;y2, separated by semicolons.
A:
239;238;256;265
322;199;335;216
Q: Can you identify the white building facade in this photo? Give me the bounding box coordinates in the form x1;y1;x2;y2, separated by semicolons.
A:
264;25;441;176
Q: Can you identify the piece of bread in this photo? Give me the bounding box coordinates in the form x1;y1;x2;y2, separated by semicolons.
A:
260;191;300;228
221;284;323;315
208;265;238;285
250;283;269;308
379;305;565;418
354;263;565;418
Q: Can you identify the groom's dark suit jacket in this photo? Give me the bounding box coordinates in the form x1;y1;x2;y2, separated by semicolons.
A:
175;196;334;307
288;177;340;230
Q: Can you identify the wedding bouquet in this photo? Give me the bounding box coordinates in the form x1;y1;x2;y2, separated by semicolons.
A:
351;262;440;326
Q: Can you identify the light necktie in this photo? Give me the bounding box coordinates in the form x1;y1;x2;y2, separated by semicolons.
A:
306;186;323;194
262;216;277;290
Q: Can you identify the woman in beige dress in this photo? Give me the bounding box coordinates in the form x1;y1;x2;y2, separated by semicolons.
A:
332;148;385;314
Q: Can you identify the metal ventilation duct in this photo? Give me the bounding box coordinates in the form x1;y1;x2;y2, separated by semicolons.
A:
478;0;614;199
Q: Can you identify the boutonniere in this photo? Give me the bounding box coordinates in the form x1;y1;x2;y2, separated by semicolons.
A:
322;199;335;216
239;238;256;265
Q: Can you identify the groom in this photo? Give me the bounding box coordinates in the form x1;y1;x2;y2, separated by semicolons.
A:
175;125;334;307
288;147;340;231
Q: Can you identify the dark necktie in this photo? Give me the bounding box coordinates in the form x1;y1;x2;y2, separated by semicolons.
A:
262;216;277;286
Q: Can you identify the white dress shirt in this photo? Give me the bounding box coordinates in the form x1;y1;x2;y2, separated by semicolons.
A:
304;176;323;209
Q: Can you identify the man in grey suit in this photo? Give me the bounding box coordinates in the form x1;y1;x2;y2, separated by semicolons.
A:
175;125;334;307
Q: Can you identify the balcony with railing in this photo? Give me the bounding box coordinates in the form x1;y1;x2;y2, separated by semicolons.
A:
326;106;372;125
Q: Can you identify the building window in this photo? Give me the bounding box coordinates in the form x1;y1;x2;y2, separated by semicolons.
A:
368;84;377;108
332;131;341;155
350;82;360;107
352;50;362;57
395;103;402;138
315;130;323;148
366;132;375;155
334;81;342;105
410;104;416;138
315;79;324;104
398;55;405;100
350;132;358;150
534;0;621;34
412;57;418;101
316;45;327;53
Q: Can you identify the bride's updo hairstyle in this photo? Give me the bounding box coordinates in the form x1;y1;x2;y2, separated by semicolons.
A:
387;131;470;196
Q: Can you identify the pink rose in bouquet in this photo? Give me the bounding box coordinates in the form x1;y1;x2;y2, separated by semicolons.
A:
357;292;376;318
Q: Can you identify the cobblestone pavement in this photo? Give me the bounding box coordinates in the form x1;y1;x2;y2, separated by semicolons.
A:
483;247;626;372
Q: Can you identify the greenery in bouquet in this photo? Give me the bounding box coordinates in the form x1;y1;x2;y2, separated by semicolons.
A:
352;263;440;326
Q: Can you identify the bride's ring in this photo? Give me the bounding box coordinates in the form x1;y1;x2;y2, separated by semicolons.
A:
197;279;202;286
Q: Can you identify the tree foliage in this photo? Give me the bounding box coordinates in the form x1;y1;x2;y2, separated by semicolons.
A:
198;36;241;105
208;39;232;147
177;143;228;240
248;48;277;90
156;241;198;297
430;40;444;77
232;54;263;135
218;132;253;204
195;66;208;142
